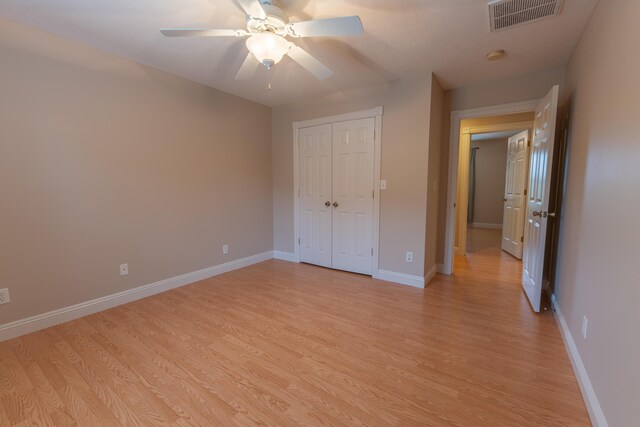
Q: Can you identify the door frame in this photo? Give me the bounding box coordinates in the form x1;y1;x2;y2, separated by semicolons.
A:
292;106;383;276
456;121;533;258
443;100;539;275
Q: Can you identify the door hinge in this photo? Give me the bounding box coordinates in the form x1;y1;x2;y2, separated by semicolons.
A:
372;190;375;199
521;236;524;243
524;189;527;196
298;238;300;245
371;248;373;256
453;202;456;208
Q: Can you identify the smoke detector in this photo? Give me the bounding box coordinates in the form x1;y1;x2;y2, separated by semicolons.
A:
489;0;564;32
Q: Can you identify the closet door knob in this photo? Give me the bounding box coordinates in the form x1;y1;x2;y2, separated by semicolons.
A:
325;201;331;207
333;202;339;208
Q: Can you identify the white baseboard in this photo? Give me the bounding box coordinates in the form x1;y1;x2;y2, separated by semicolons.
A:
470;222;503;229
551;295;608;427
425;265;437;285
273;251;299;263
375;270;425;288
0;251;273;342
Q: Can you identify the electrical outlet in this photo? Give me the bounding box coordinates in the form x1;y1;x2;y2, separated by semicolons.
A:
405;251;413;263
223;244;229;255
120;263;129;276
582;315;588;339
0;288;10;304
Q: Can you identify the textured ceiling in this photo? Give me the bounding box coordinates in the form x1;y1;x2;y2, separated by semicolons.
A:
0;0;597;107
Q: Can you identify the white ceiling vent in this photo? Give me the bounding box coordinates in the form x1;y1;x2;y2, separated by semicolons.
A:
489;0;564;32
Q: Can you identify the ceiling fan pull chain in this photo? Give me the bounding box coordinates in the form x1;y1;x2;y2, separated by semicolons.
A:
267;66;272;92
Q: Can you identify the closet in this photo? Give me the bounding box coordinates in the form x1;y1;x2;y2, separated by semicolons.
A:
297;117;375;275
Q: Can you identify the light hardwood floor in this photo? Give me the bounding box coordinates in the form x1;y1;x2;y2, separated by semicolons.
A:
0;243;589;425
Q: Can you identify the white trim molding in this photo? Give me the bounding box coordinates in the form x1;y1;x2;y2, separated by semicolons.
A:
443;98;540;275
551;295;609;427
292;106;383;130
0;251;273;342
470;222;503;230
292;106;383;277
376;270;425;289
273;251;298;262
424;265;437;286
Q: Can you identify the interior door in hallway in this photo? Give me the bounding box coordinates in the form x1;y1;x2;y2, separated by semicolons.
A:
523;86;559;312
331;118;375;275
298;124;333;268
502;130;530;259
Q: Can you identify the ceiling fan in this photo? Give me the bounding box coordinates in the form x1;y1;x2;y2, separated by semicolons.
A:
160;0;364;81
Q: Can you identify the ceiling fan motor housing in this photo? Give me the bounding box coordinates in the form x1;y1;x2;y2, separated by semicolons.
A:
247;4;289;36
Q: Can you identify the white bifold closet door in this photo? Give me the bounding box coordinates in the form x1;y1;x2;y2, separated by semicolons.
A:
298;124;333;268
298;118;375;275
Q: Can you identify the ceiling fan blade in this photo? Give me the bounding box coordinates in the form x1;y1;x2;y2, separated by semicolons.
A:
235;0;266;20
287;16;364;38
287;45;333;80
160;28;245;37
235;53;261;80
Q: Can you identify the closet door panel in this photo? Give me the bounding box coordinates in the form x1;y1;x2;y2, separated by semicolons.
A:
298;124;333;268
331;118;375;275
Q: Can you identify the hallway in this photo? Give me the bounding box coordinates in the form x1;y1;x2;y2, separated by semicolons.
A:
455;227;523;290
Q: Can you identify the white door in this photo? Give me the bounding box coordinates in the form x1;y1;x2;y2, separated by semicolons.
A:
298;124;333;268
522;86;559;312
502;130;530;259
331;118;375;275
297;118;375;275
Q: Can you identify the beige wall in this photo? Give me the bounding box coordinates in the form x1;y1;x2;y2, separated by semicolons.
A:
556;0;640;424
272;74;434;277
469;138;508;226
437;70;564;264
0;18;273;324
424;77;443;278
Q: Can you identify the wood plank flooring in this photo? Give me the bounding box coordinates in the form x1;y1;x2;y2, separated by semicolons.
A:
0;237;590;425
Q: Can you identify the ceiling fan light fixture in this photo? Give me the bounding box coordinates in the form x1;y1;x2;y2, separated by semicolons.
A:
246;32;290;67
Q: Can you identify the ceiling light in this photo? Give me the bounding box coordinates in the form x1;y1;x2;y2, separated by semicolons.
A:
246;32;290;69
486;49;506;61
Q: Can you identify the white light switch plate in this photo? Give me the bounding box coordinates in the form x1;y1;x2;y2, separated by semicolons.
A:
380;180;387;190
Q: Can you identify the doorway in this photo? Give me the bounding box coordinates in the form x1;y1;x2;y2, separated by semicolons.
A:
444;86;562;313
454;115;534;261
466;130;530;258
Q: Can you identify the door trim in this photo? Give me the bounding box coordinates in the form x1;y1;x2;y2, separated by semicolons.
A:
292;107;383;277
444;100;539;275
